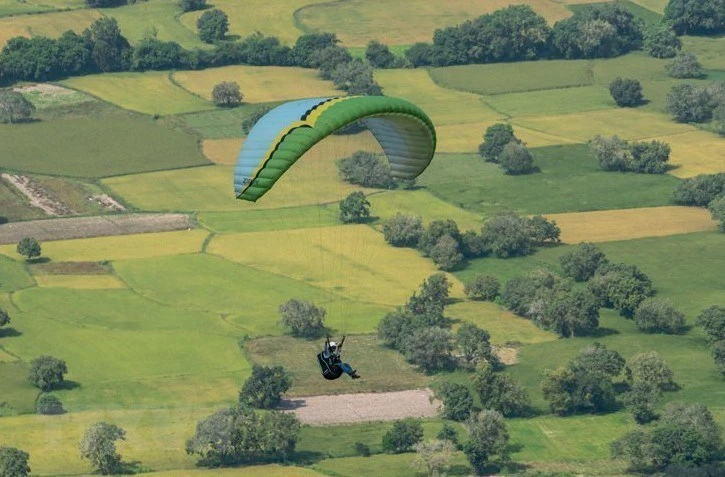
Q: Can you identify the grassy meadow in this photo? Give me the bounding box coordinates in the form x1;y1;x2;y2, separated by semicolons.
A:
1;1;724;476
295;0;572;47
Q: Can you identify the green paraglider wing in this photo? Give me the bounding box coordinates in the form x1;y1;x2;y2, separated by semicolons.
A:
234;95;437;202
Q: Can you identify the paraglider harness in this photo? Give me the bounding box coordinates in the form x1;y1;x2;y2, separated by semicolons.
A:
317;336;345;380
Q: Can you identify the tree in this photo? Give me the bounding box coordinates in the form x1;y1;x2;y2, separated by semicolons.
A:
36;393;64;415
365;40;395;68
131;38;184;71
708;195;725;232
460;230;487;258
382;213;423;247
406;273;451;317
627;351;677;391
464;410;509;474
436;424;459;446
83;17;131;72
17;237;41;260
412;439;456;477
609;77;643;107
418;220;461;257
278;299;326;338
405;42;433;67
634;297;686;334
659;402;724;458
499;142;535;174
0;90;35;124
197;9;229;43
560;242;608;282
429;235;463;271
587;262;654;318
666;83;712;122
186;406;301;466
664;0;725;35
0;308;9;329
542;287;600;337
527;215;560;245
569;342;625;378
473;363;531;417
239;365;292;409
179;0;206;12
589;134;632;171
404;327;454;372
311;45;352;79
330;58;382;95
712;340;725;376
79;422;126;475
623;381;661;424
478;123;519;163
672;173;725;206
438;382;474;421
211;81;242;106
293;32;339;67
540;365;616;415
28;355;67;391
480;212;531;258
382;418;424;453
501;269;561;317
0;447;30;477
464;275;500;301
666;52;703;78
696;305;725;343
714;101;725;137
643;23;681;58
629;140;671;174
339;191;371;223
456;323;499;369
338;151;394;188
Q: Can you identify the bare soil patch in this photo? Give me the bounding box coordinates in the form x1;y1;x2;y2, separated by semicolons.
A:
1;173;74;216
278;388;441;426
0;214;193;244
495;346;519;365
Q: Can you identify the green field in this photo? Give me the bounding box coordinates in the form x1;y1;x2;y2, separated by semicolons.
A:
483;85;614;116
110;0;205;50
0;179;45;222
682;36;725;70
61;71;214;116
175;105;261;139
0;102;209;177
419;145;680;216
0;0;84;16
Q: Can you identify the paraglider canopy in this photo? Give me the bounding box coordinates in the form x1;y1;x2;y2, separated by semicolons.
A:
234;96;437;202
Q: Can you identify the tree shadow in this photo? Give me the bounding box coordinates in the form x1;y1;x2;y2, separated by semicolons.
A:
449;464;475;476
289;450;326;466
587;327;620;337
224;34;242;42
117;460;149;475
55;380;81;391
27;256;50;264
0;328;22;338
275;398;308;411
501;460;531;474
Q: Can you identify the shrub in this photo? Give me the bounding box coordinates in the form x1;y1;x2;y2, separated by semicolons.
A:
609;77;643;107
634;298;686;334
278;299;326;338
666;52;703;79
382;213;423;247
499;142;535;175
464;275;500;301
211;81;242;106
35;394;64;415
382;419;424;454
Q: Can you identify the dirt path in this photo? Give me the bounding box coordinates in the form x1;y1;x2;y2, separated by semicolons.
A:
0;214;193;244
1;173;74;216
278;388;441;426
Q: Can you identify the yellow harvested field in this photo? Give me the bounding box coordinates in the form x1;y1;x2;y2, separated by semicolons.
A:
654;131;725;178
376;69;502;126
631;0;668;13
106;134;383;211
173;66;341;103
208;225;464;306
368;189;483;232
202;138;243;165
34;275;126;289
297;0;572;46
544;206;717;244
435;121;577;153
0;9;100;48
0;230;207;262
61;72;213;116
512;109;695;142
448;301;556;345
178;0;329;45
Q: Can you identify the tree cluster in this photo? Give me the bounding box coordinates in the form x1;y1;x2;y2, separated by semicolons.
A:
589;135;671;174
238;365;292;409
179;0;206;12
502;269;601;337
666;81;725;124
540;342;625;415
663;0;725;35
612;401;724;473
697;306;725;376
186;406;300;466
672;173;725;207
0;447;30;477
382;212;559;271
588;262;655;318
278;298;326;338
473;363;530;418
643;24;681;58
382;418;424;453
478;124;535;175
609;77;643;107
338;151;395;189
